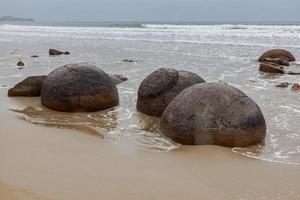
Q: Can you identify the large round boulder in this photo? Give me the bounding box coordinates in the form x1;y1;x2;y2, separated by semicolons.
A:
41;63;119;112
160;82;266;147
137;68;205;116
258;49;295;62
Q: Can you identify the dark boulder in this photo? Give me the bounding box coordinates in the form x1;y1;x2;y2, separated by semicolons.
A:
262;57;289;66
31;55;39;58
49;49;64;56
41;63;119;112
64;51;70;55
137;68;205;116
8;76;47;97
17;61;25;66
258;49;295;62
160;82;266;147
259;63;284;74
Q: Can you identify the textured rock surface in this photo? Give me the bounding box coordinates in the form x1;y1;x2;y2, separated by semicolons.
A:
259;63;285;74
262;57;289;66
258;49;295;62
160;82;266;147
8;76;47;97
137;68;205;116
41;63;119;112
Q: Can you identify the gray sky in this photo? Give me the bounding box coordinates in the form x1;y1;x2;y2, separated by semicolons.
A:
1;0;300;22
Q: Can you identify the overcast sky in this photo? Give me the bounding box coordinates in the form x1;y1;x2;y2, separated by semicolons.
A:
1;0;300;22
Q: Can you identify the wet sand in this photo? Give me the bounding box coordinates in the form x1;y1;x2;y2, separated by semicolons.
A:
0;96;300;200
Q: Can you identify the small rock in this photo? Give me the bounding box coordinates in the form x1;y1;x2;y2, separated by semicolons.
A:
8;76;47;97
275;82;289;88
258;49;296;62
259;63;284;74
291;83;300;92
122;59;134;63
17;61;25;66
49;49;64;56
31;55;39;58
263;57;289;66
109;74;128;85
64;51;70;55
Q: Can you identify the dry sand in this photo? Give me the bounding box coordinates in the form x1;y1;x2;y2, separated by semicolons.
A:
0;96;300;200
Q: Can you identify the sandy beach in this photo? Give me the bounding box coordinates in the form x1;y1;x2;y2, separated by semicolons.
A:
0;95;299;200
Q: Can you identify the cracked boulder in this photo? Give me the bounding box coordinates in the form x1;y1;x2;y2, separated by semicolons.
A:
41;63;119;112
160;82;266;147
137;68;205;116
258;49;296;62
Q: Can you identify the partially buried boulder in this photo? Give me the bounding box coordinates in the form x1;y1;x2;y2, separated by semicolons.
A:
41;63;119;112
258;49;295;62
160;82;266;147
137;68;205;116
8;76;47;97
259;63;284;74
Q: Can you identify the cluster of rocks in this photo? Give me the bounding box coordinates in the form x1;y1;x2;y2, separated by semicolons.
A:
8;63;127;112
10;53;280;148
258;49;298;74
49;49;70;56
136;68;266;147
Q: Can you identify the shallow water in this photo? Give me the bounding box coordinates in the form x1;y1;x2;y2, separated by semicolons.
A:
0;23;300;164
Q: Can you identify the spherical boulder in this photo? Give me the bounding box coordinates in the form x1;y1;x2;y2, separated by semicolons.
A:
258;49;295;62
160;82;266;147
137;68;205;116
41;63;119;112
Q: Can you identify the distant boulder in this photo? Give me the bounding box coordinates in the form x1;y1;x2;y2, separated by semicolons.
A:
258;49;295;62
31;55;39;58
8;76;47;97
262;57;289;66
259;63;284;74
49;49;69;56
17;61;25;66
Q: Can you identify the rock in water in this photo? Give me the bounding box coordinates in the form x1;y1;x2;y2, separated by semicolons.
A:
41;63;119;112
160;82;266;147
137;68;205;116
275;82;289;88
258;49;295;62
291;83;300;92
49;49;64;56
17;61;25;66
262;57;289;66
8;76;47;97
109;74;128;85
259;63;285;74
